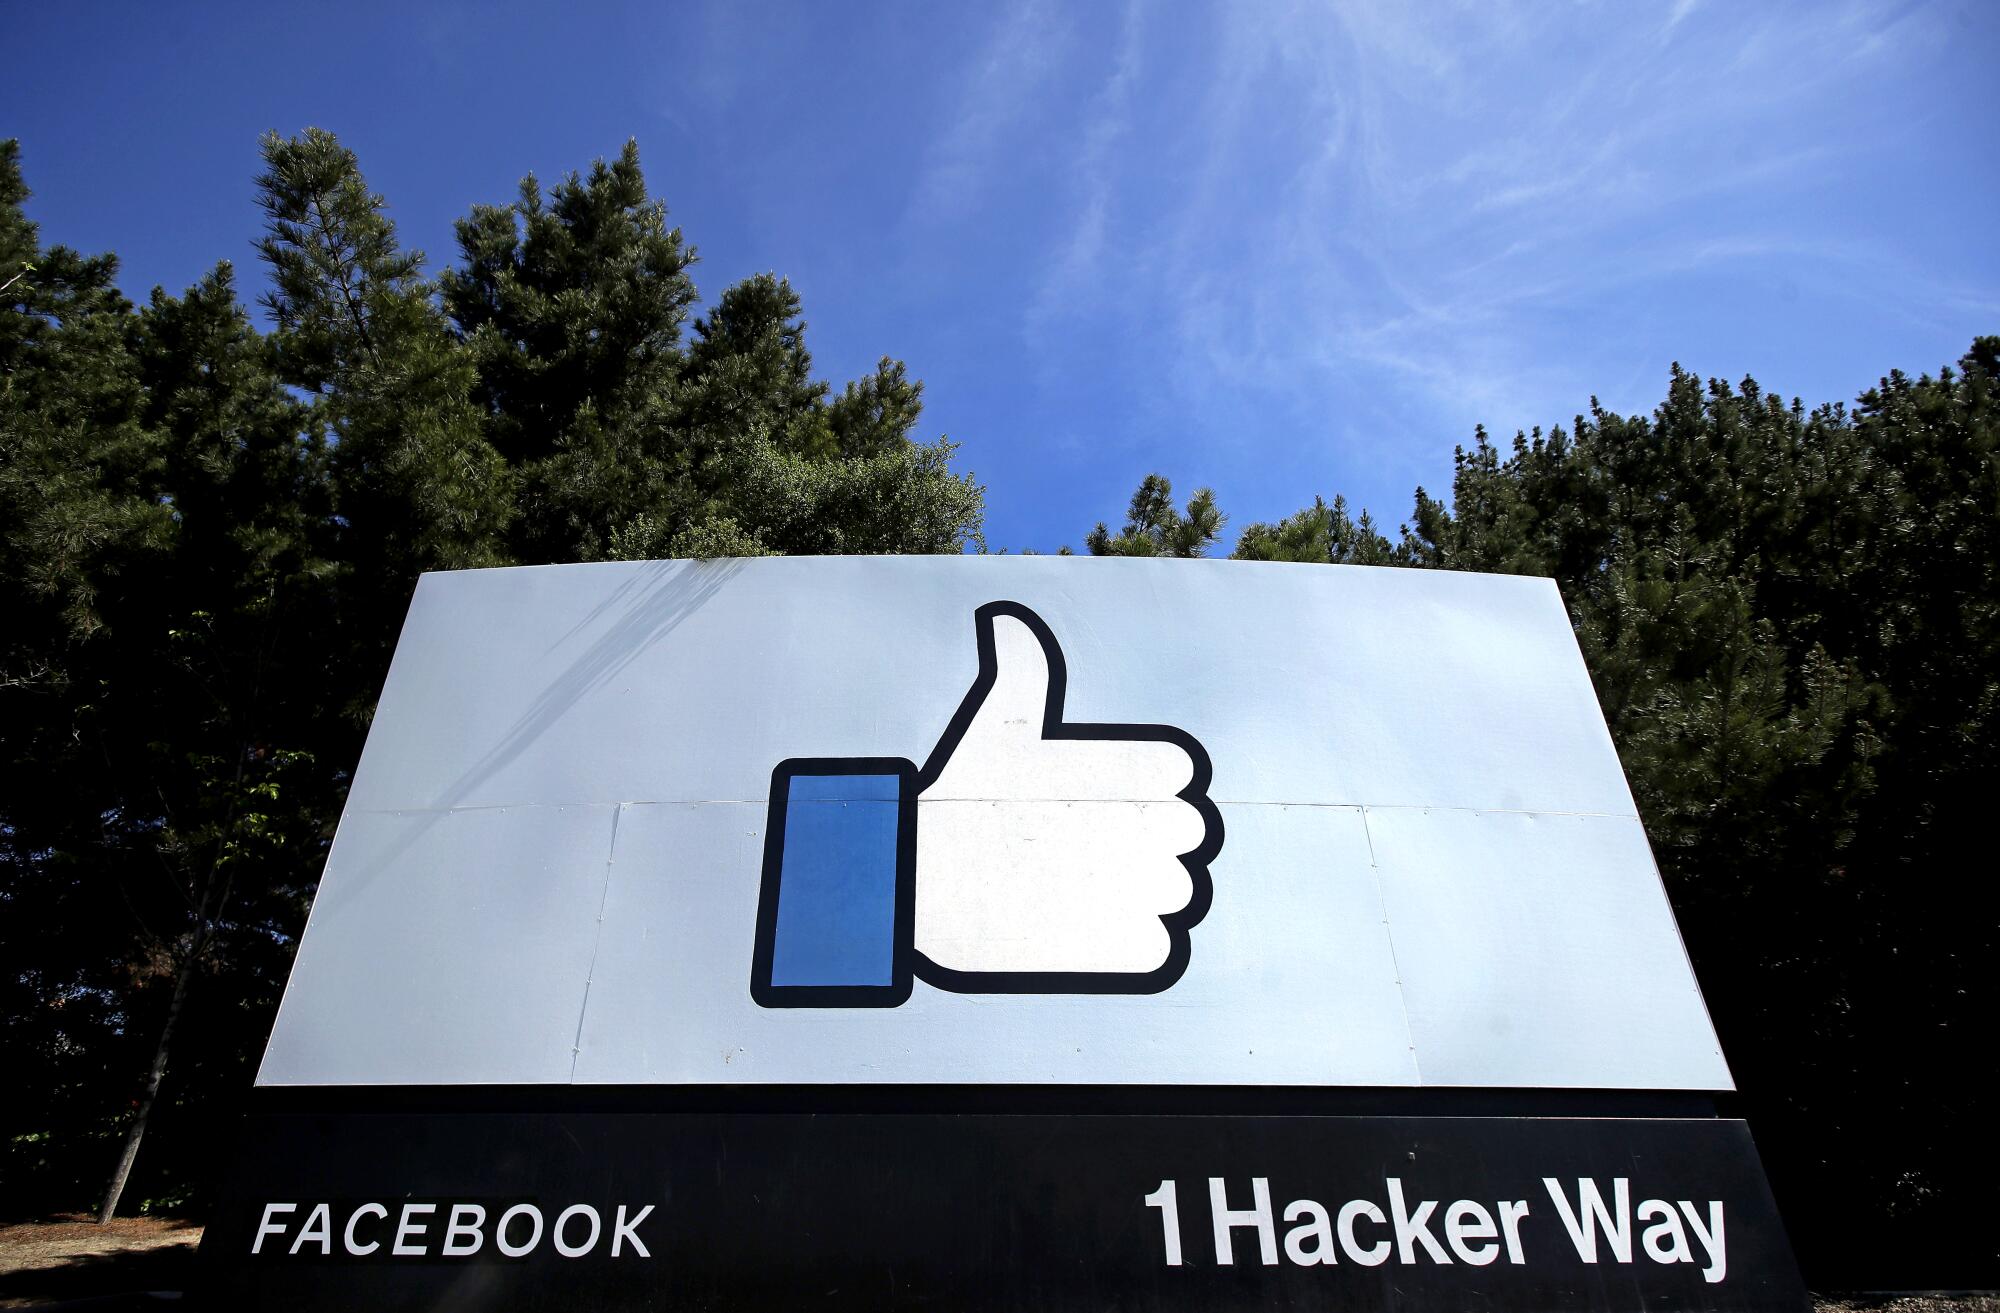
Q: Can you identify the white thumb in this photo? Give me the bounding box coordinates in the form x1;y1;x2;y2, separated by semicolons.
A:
971;608;1063;735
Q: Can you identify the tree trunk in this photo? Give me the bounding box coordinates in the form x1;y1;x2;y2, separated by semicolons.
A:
97;951;195;1223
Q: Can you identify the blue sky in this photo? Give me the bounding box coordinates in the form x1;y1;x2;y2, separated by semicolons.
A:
6;0;1996;552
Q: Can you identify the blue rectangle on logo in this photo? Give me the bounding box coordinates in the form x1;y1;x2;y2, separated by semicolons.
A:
768;773;903;988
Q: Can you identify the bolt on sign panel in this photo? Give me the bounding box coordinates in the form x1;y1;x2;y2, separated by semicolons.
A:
203;557;1804;1311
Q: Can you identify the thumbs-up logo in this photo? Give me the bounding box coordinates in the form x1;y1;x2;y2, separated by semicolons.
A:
751;601;1222;1007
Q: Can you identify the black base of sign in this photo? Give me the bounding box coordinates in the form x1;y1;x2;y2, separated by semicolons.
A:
197;1093;1807;1311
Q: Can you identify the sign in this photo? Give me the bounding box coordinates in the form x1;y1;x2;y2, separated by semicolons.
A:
254;557;1728;1090
203;557;1802;1309
204;1105;1803;1311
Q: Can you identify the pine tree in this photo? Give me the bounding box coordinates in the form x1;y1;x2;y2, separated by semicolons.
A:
2;139;340;1219
1085;474;1224;557
441;140;696;561
1231;493;1394;564
1;141;169;1220
256;128;512;612
613;269;982;558
437;144;984;562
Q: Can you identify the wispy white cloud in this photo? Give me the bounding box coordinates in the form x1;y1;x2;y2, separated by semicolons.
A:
1027;0;1145;333
868;0;1988;545
1003;0;1956;510
905;0;1072;227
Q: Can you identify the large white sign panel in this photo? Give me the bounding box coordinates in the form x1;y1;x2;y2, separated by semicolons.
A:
258;557;1729;1090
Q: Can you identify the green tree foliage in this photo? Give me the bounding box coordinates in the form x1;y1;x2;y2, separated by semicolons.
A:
1106;343;1996;1282
1084;473;1223;557
2;140;335;1219
649;274;980;557
256;129;513;618
1231;493;1395;565
440;140;694;562
440;148;980;562
0;131;983;1221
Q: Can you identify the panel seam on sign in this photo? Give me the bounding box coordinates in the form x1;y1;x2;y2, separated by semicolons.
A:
1358;805;1423;1086
569;801;626;1082
339;800;1642;818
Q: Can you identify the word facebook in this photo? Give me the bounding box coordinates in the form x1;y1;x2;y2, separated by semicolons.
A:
250;1200;656;1260
1144;1178;1728;1283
